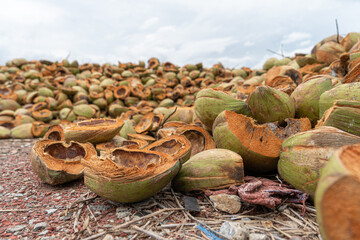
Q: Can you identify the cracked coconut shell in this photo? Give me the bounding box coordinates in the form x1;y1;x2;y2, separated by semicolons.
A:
61;118;124;144
172;148;244;192
278;126;360;198
144;135;192;164
315;143;360;240
82;148;180;203
30;139;97;185
247;86;295;125
194;88;251;131
212;110;311;173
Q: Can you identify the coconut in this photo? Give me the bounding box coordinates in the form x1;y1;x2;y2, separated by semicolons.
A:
172;149;244;192
315;143;360;240
82;148;180;203
30;139;97;185
278;126;360;198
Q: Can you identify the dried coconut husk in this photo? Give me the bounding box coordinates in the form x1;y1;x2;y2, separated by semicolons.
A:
30;139;97;185
113;85;130;100
0;120;16;129
343;61;360;83
151;114;164;131
265;75;297;95
175;125;216;157
144;135;192;164
43;125;65;141
62;118;124;144
212;110;311;173
31;121;50;138
121;139;148;149
265;65;303;86
82;148;180;203
127;133;155;143
156;121;189;139
316;100;360;137
134;112;154;133
315;143;360;240
278;126;360;199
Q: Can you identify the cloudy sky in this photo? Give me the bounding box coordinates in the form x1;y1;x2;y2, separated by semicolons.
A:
1;0;360;68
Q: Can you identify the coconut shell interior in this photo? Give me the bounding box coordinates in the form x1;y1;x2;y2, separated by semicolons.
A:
35;140;95;174
43;125;65;141
83;148;177;182
145;135;191;160
321;177;360;239
226;111;282;158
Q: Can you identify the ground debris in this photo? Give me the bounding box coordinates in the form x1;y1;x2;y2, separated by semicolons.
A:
0;139;320;239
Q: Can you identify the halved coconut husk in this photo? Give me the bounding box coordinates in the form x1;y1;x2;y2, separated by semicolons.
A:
31;121;50;138
213;110;311;173
62;118;124;144
278;126;360;198
315;143;360;240
43;124;65;141
151;114;164;131
32;109;53;123
114;85;130;100
175;125;216;157
144;135;192;164
172;149;244;192
127;133;155;143
30;139;97;185
82;148;180;203
156;121;189;139
134;112;154;133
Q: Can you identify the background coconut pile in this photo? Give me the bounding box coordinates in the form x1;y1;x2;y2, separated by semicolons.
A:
1;32;360;240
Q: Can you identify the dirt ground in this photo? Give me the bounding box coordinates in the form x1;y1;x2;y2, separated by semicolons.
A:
0;139;320;240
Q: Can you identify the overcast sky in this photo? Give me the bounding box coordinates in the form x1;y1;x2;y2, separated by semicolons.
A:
1;0;360;68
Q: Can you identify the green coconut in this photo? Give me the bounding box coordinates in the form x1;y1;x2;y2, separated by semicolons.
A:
0;126;11;138
290;75;333;126
278;126;360;199
172;148;244;192
317;100;360;137
0;99;21;111
83;148;180;203
248;86;295;125
10;123;33;139
319;82;360;118
30;139;97;185
73;104;94;118
315;143;360;240
194;88;251;130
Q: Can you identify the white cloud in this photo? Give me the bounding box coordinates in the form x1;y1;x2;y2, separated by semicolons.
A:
140;17;159;30
282;32;312;44
244;41;255;47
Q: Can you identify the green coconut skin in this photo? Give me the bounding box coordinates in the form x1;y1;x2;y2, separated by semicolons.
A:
290;76;333;126
315;144;360;240
278;127;360;199
0;126;11;138
318;100;360;137
194;88;251;130
212;111;279;173
248;86;295;124
73;104;94;118
0;99;21;111
172;149;244;192
30;147;83;185
11;123;33;139
319;82;360;118
84;161;180;203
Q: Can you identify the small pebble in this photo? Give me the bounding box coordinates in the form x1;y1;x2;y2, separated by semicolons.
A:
210;194;242;214
7;224;27;233
103;234;114;240
33;222;47;231
249;233;269;240
46;209;57;215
